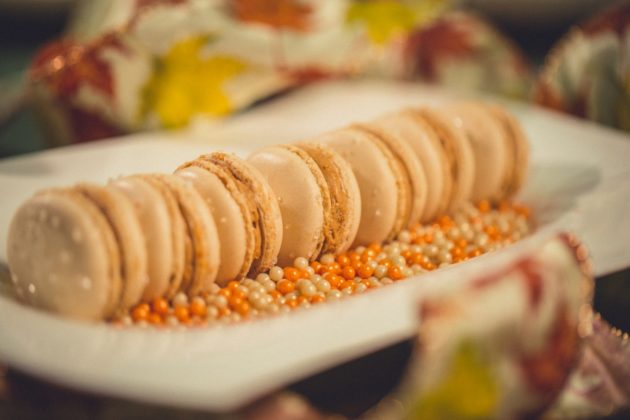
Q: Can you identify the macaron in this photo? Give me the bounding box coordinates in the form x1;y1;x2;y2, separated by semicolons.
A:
357;122;428;226
442;102;509;203
295;142;361;256
73;184;148;311
6;185;146;320
109;175;176;300
143;174;220;296
315;126;408;246
248;145;328;265
374;109;452;223
175;160;254;285
132;174;186;298
484;104;529;198
414;108;475;213
201;152;283;275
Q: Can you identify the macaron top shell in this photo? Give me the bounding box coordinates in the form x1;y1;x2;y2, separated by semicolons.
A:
316;127;400;246
295;142;361;255
375;110;451;223
109;176;173;300
203;152;283;275
74;183;147;312
248;145;326;265
444;103;509;203
176;163;250;285
7;189;120;320
416;108;475;213
149;174;220;295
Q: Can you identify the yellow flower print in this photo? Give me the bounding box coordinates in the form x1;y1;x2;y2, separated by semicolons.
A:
143;36;247;128
346;0;448;45
407;341;499;419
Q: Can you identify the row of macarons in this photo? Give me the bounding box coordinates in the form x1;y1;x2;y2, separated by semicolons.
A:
7;101;528;320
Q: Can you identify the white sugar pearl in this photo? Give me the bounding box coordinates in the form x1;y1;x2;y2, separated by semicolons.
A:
315;279;331;292
438;251;453;264
173;292;188;307
256;273;271;283
374;265;388;278
355;283;367;293
320;253;335;264
294;257;309;270
398;230;411;243
269;266;284;282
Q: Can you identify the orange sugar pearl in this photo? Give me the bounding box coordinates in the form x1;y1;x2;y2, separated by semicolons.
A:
174;306;190;322
379;259;393;268
424;233;434;244
411;253;426;266
478;199;491;213
351;260;362;271
336;254;350;266
218;288;231;298
422;261;436;271
218;307;231;318
269;290;281;300
388;266;403;281
341;266;356;280
349;252;361;263
228;295;244;309
131;305;150;322
296;295;308;305
456;238;468;249
189;300;207;317
147;313;163;325
152;297;169;316
361;249;376;262
357;264;374;278
286;298;299;309
368;243;381;253
339;280;355;290
310;294;325;304
326;274;343;289
360;279;372;289
231;287;246;300
451;247;465;259
277;279;296;295
468;248;482;258
234;301;250;316
227;280;241;290
284;266;301;282
310;261;322;272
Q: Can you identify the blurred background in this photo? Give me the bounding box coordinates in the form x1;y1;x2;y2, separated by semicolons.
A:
0;1;629;418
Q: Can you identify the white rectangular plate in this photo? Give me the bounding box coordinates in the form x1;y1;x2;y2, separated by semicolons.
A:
0;80;629;411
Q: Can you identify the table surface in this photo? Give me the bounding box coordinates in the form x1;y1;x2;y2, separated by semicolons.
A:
0;6;629;419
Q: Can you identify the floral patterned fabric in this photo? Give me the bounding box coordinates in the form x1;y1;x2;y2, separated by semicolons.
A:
28;0;533;144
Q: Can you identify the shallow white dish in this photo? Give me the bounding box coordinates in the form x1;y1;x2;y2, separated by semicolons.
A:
0;80;629;411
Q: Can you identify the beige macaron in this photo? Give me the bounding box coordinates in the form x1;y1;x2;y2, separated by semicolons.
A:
248;145;328;265
485;104;530;198
7;189;118;320
144;174;220;296
374;109;452;223
295;142;361;255
315;126;408;246
442;102;510;203
415;108;475;213
201;152;283;275
176;160;254;286
109;175;175;300
73;183;147;311
357;122;428;226
6;184;147;320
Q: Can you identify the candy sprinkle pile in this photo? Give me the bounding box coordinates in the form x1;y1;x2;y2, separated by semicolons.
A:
111;200;532;329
